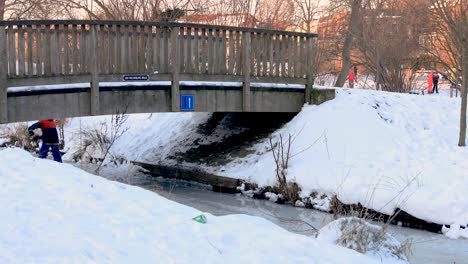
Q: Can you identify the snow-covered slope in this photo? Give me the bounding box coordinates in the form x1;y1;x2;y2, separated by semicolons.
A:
0;148;380;263
219;89;468;228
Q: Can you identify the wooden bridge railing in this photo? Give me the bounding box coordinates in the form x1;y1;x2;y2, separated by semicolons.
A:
0;20;318;122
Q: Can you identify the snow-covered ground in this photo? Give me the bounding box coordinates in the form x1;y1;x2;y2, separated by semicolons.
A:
56;87;468;237
0;148;388;263
218;88;468;235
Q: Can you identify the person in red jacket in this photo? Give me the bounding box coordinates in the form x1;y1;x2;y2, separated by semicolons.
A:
348;70;355;88
427;72;433;93
28;119;62;163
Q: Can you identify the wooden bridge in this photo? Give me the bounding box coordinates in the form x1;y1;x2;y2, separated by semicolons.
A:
0;20;334;123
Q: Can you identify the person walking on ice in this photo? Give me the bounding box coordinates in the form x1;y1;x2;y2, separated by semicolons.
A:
28;119;62;163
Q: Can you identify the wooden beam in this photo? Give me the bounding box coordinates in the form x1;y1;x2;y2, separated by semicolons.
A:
305;37;315;104
242;32;251;112
132;161;242;193
171;27;180;112
89;25;99;115
0;26;7;123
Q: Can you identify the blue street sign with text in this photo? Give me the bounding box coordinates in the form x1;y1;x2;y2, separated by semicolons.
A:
181;94;194;111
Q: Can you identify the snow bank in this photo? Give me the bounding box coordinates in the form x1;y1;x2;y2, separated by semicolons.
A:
0;148;381;263
219;89;468;228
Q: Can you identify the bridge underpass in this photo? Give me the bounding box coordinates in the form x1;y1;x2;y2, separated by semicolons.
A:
0;20;335;123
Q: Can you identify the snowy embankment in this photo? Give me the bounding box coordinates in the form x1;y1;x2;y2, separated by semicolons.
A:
218;89;468;235
0;148;382;263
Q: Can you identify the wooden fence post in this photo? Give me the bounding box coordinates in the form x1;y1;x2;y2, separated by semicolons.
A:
0;26;7;123
171;27;180;112
90;24;100;115
242;31;251;112
305;37;315;104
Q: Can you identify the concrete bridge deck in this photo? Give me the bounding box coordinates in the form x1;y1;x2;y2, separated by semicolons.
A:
0;20;334;123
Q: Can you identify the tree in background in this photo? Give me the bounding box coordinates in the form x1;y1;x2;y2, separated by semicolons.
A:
354;0;426;92
330;0;363;87
430;0;468;146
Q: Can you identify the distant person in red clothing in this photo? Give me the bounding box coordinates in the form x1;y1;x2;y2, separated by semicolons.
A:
427;72;433;93
348;70;355;88
28;119;62;163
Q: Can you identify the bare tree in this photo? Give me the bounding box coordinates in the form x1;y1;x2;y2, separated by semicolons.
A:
293;0;324;33
353;0;425;92
331;0;363;87
431;0;468;146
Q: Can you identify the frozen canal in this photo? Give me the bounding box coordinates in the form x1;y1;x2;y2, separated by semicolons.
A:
109;173;468;264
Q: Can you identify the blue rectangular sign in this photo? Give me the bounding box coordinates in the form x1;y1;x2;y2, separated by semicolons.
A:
181;94;194;111
123;74;149;81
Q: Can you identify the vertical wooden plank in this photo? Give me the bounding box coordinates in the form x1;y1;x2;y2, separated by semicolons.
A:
80;24;86;74
36;25;42;76
194;28;199;74
26;25;33;76
280;35;286;77
287;35;292;77
250;32;255;76
305;37;316;104
121;25;127;73
295;36;300;78
0;26;7;123
99;25;105;74
256;33;261;77
171;27;180;112
18;25;25;77
289;36;295;78
7;26;15;77
228;30;234;75
208;29;214;74
236;31;242;75
109;25;115;74
57;24;62;75
133;25;138;73
200;28;206;74
186;27;192;73
72;25;78;75
179;27;184;73
126;25;132;73
302;37;307;78
163;28;169;73
146;26;152;74
215;29;221;74
274;34;280;77
262;33;268;77
269;34;274;76
115;25;121;74
297;37;303;78
153;27;159;73
45;25;52;76
90;25;99;116
52;24;59;75
64;24;70;75
221;30;227;75
138;25;144;73
242;32;251;112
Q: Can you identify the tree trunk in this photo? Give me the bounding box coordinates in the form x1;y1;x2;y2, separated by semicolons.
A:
0;0;5;20
459;43;468;146
335;0;361;87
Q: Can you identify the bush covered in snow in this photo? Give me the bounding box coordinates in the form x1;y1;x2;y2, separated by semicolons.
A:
317;217;411;264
